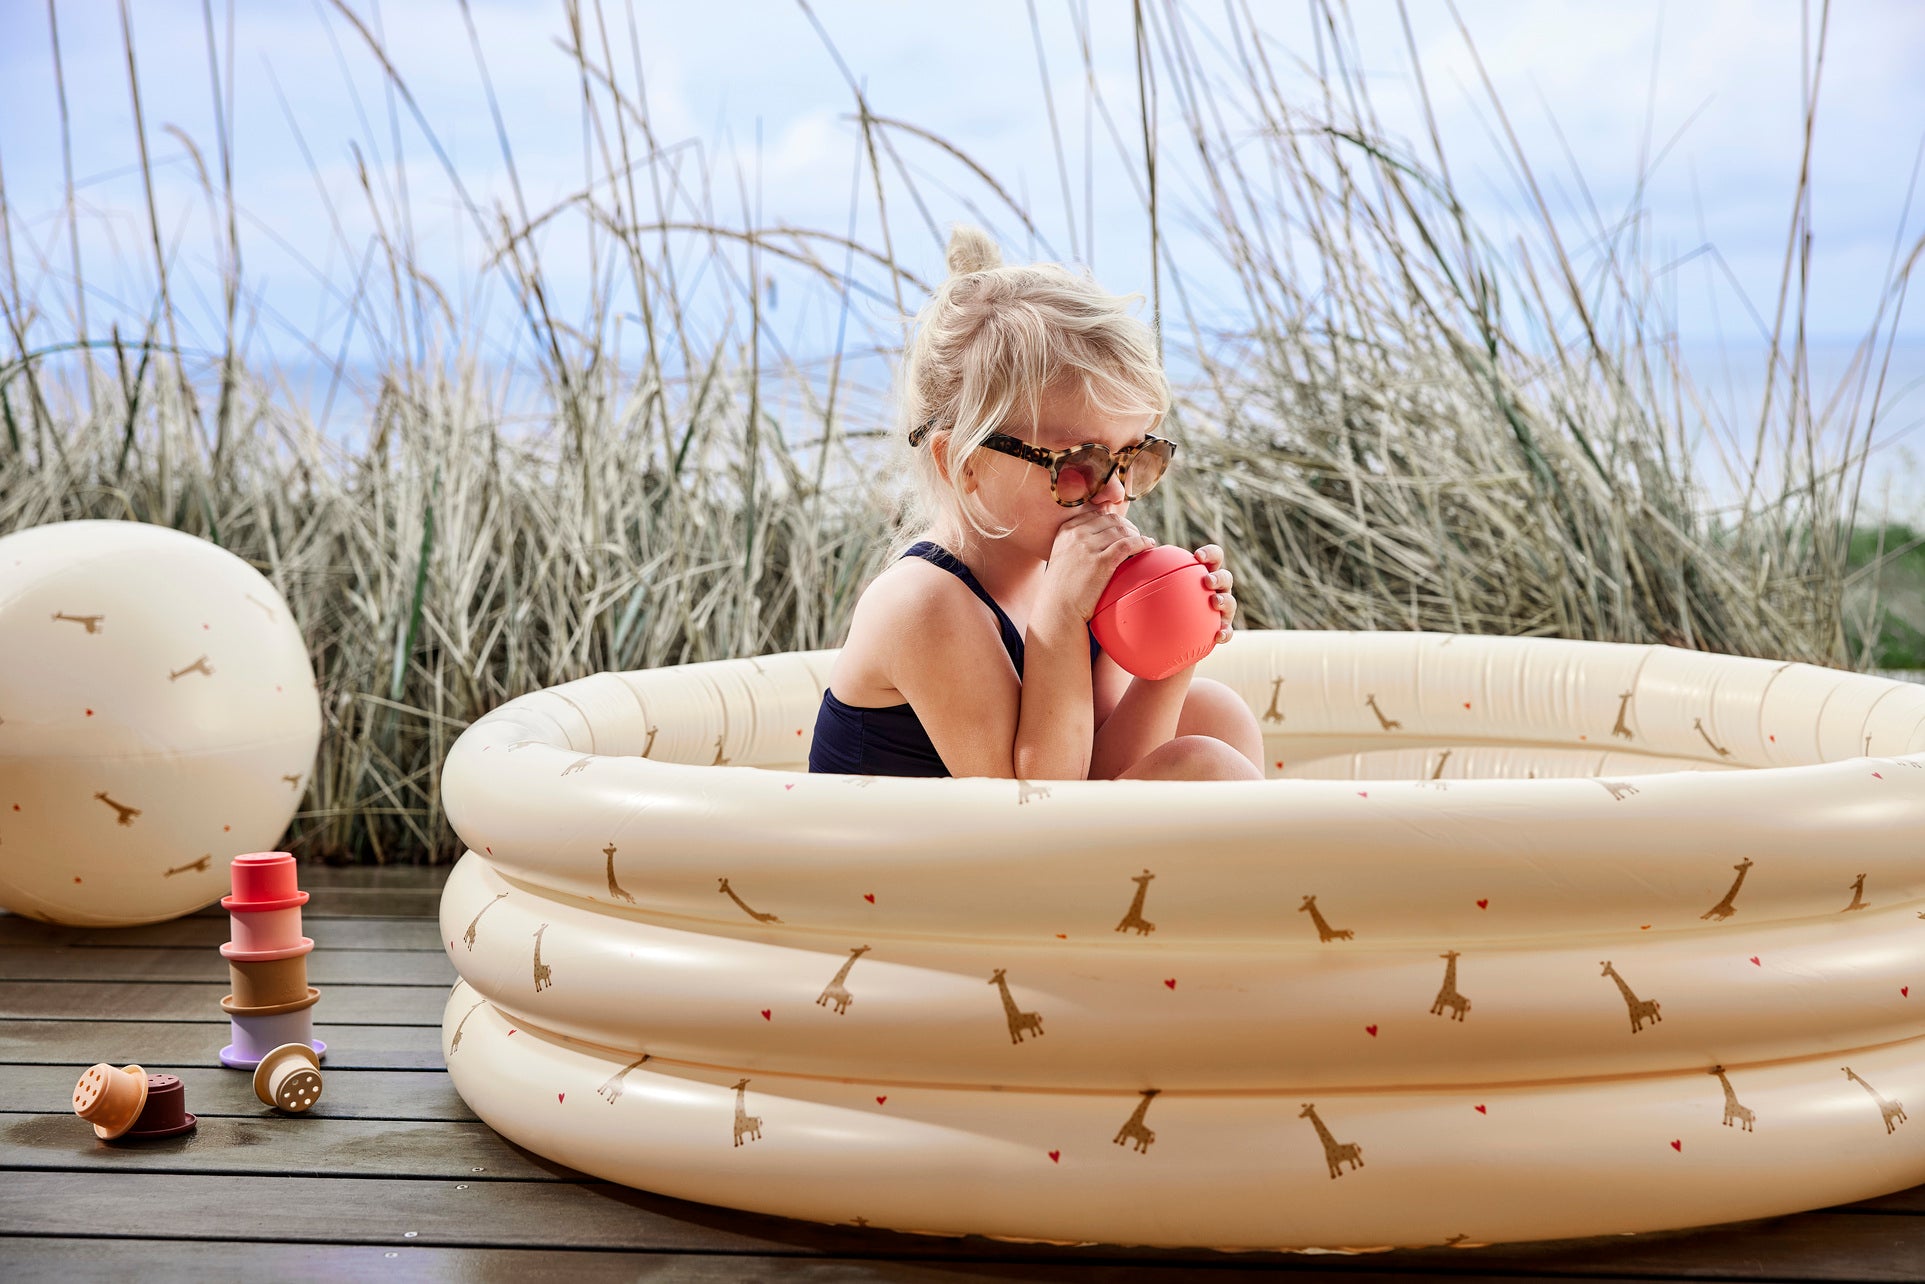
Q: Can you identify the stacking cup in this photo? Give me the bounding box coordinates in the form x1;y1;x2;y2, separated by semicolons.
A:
228;852;302;903
222;894;309;953
72;1063;147;1139
219;987;326;1069
222;939;315;1008
121;1073;197;1139
253;1042;325;1113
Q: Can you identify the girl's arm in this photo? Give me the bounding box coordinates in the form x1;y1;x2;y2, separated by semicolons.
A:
887;576;1024;778
1010;602;1098;780
1088;543;1237;778
1088;666;1192;780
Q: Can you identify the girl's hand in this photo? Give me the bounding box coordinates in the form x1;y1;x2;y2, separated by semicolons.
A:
1041;509;1157;624
1195;544;1236;645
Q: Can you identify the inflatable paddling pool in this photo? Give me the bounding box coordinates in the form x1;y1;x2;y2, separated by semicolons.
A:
438;629;1925;1251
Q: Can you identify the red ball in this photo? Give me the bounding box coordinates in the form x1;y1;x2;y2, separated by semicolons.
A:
1090;545;1221;680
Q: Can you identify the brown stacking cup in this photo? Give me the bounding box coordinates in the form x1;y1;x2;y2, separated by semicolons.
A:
227;952;312;1008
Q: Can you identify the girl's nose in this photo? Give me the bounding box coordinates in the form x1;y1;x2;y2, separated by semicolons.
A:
1092;467;1129;506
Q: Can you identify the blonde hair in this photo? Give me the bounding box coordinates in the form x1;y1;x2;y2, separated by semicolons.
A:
882;224;1171;560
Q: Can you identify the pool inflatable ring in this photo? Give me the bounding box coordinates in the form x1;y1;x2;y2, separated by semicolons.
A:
438;630;1925;1250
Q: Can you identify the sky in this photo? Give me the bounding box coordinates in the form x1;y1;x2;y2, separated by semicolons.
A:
3;0;1923;521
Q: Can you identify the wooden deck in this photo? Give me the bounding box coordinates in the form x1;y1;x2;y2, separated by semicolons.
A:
3;864;1920;1282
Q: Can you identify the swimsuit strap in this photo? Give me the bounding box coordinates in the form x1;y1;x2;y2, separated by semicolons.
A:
896;540;1099;672
900;541;1017;631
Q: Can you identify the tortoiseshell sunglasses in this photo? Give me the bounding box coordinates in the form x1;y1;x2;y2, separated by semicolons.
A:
908;418;1177;507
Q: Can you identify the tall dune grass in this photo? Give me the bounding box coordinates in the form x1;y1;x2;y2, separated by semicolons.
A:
1;0;1918;862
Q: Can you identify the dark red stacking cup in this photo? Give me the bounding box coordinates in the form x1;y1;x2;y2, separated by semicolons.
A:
119;1073;197;1140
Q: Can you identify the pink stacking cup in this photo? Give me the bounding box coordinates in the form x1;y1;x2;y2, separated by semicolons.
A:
223;897;308;952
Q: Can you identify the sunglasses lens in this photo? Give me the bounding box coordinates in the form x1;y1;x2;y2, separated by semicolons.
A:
1125;440;1173;498
1054;445;1111;505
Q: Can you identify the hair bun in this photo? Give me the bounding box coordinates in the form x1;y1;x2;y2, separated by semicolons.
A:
945;224;1003;277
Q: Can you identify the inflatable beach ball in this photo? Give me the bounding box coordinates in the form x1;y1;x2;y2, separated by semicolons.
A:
0;521;321;926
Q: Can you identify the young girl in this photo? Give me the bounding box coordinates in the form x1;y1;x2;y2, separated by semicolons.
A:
808;225;1265;783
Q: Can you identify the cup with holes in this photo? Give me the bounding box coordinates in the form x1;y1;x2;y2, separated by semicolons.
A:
72;1062;148;1139
252;1041;325;1114
121;1072;197;1139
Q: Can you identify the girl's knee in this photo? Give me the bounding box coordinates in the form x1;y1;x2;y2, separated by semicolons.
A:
1133;734;1263;781
1177;679;1265;769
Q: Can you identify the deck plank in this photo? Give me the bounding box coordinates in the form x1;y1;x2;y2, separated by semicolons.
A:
0;1239;1738;1284
1;1114;570;1181
0;945;457;985
0;1064;475;1120
153;885;444;918
1;1174;1920;1278
0;914;446;951
0;979;449;1023
0;1018;444;1069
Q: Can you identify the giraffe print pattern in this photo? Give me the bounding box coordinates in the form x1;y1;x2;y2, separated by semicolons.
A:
433;643;1925;1248
10;539;323;920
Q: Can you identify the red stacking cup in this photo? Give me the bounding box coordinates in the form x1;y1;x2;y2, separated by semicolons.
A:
1089;545;1223;681
225;852;303;907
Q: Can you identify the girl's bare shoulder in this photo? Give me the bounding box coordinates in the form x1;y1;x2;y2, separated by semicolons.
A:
832;555;992;703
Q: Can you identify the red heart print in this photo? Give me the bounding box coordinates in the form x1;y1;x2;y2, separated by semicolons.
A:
1750;956;1761;966
1640;925;1651;931
507;1029;517;1037
1670;1140;1682;1152
484;846;492;855
1356;790;1368;798
1474;1104;1487;1114
558;1092;566;1104
1873;772;1883;779
1768;734;1776;742
1274;760;1284;769
1055;933;1067;939
1365;1025;1378;1036
864;893;875;903
1164;979;1176;989
1476;898;1488;909
449;940;455;950
876;1096;887;1104
1463;701;1471;709
1904;987;1911;997
783;783;795;790
1048;1150;1060;1163
795;729;802;735
761;1009;772;1020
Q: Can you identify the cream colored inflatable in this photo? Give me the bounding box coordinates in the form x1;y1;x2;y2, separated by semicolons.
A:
438;631;1925;1250
0;521;321;926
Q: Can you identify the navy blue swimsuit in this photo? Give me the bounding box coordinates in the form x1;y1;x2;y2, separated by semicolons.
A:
807;541;1102;777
